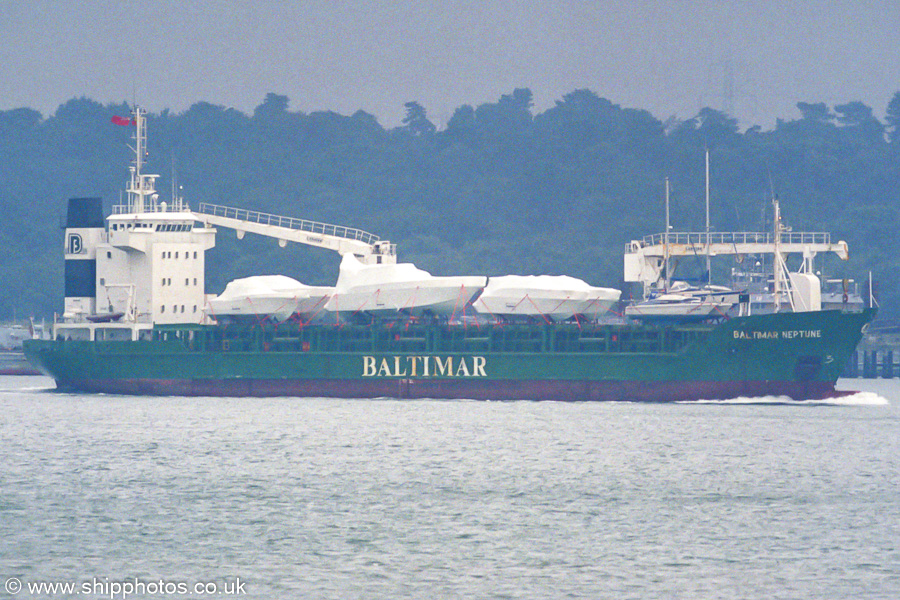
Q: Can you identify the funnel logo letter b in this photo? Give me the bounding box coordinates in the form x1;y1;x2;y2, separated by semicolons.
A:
67;233;83;254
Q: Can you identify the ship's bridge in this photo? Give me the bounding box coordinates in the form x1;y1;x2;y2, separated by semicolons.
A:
108;203;215;255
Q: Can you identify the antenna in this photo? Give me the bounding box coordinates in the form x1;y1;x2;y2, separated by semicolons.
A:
171;156;176;203
129;51;136;110
722;57;735;117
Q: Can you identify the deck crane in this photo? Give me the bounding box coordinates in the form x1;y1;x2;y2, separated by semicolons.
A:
624;197;850;311
194;203;397;264
624;230;848;290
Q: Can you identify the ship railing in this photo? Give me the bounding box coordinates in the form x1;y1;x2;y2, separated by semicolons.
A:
196;203;381;245
111;201;192;214
625;231;832;253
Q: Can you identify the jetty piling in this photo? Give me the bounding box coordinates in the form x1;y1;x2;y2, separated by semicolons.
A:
843;350;900;378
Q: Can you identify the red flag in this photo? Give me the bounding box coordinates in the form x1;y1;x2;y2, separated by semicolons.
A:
111;115;135;126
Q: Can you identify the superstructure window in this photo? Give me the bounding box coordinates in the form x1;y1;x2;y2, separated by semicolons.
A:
161;305;165;313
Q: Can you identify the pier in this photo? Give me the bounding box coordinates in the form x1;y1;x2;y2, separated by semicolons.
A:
843;350;900;378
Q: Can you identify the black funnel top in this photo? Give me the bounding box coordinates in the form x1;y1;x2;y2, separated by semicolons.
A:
66;197;104;228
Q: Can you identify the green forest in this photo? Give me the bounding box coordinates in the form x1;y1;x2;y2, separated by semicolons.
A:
1;89;898;320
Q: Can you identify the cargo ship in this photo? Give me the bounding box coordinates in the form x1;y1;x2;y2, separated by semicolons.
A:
24;108;874;401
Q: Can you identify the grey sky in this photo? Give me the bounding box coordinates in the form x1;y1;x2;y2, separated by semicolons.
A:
1;0;897;129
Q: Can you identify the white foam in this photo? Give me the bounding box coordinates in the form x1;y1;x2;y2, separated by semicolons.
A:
813;391;889;406
0;385;55;393
682;391;889;406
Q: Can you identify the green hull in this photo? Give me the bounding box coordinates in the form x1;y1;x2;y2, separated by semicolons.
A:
24;309;873;401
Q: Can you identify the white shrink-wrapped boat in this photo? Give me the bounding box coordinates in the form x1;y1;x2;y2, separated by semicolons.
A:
473;275;621;321
324;254;486;317
209;275;333;323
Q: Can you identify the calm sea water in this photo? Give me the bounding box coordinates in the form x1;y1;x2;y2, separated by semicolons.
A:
0;376;898;600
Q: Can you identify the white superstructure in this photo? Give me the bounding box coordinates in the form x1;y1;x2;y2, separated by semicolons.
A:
58;107;216;340
95;108;215;325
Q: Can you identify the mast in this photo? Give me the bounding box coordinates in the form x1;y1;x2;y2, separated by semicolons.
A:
125;106;159;214
704;148;711;284
664;177;670;292
772;196;780;311
771;196;795;312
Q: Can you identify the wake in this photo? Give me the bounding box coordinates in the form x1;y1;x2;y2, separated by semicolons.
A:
684;391;888;406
